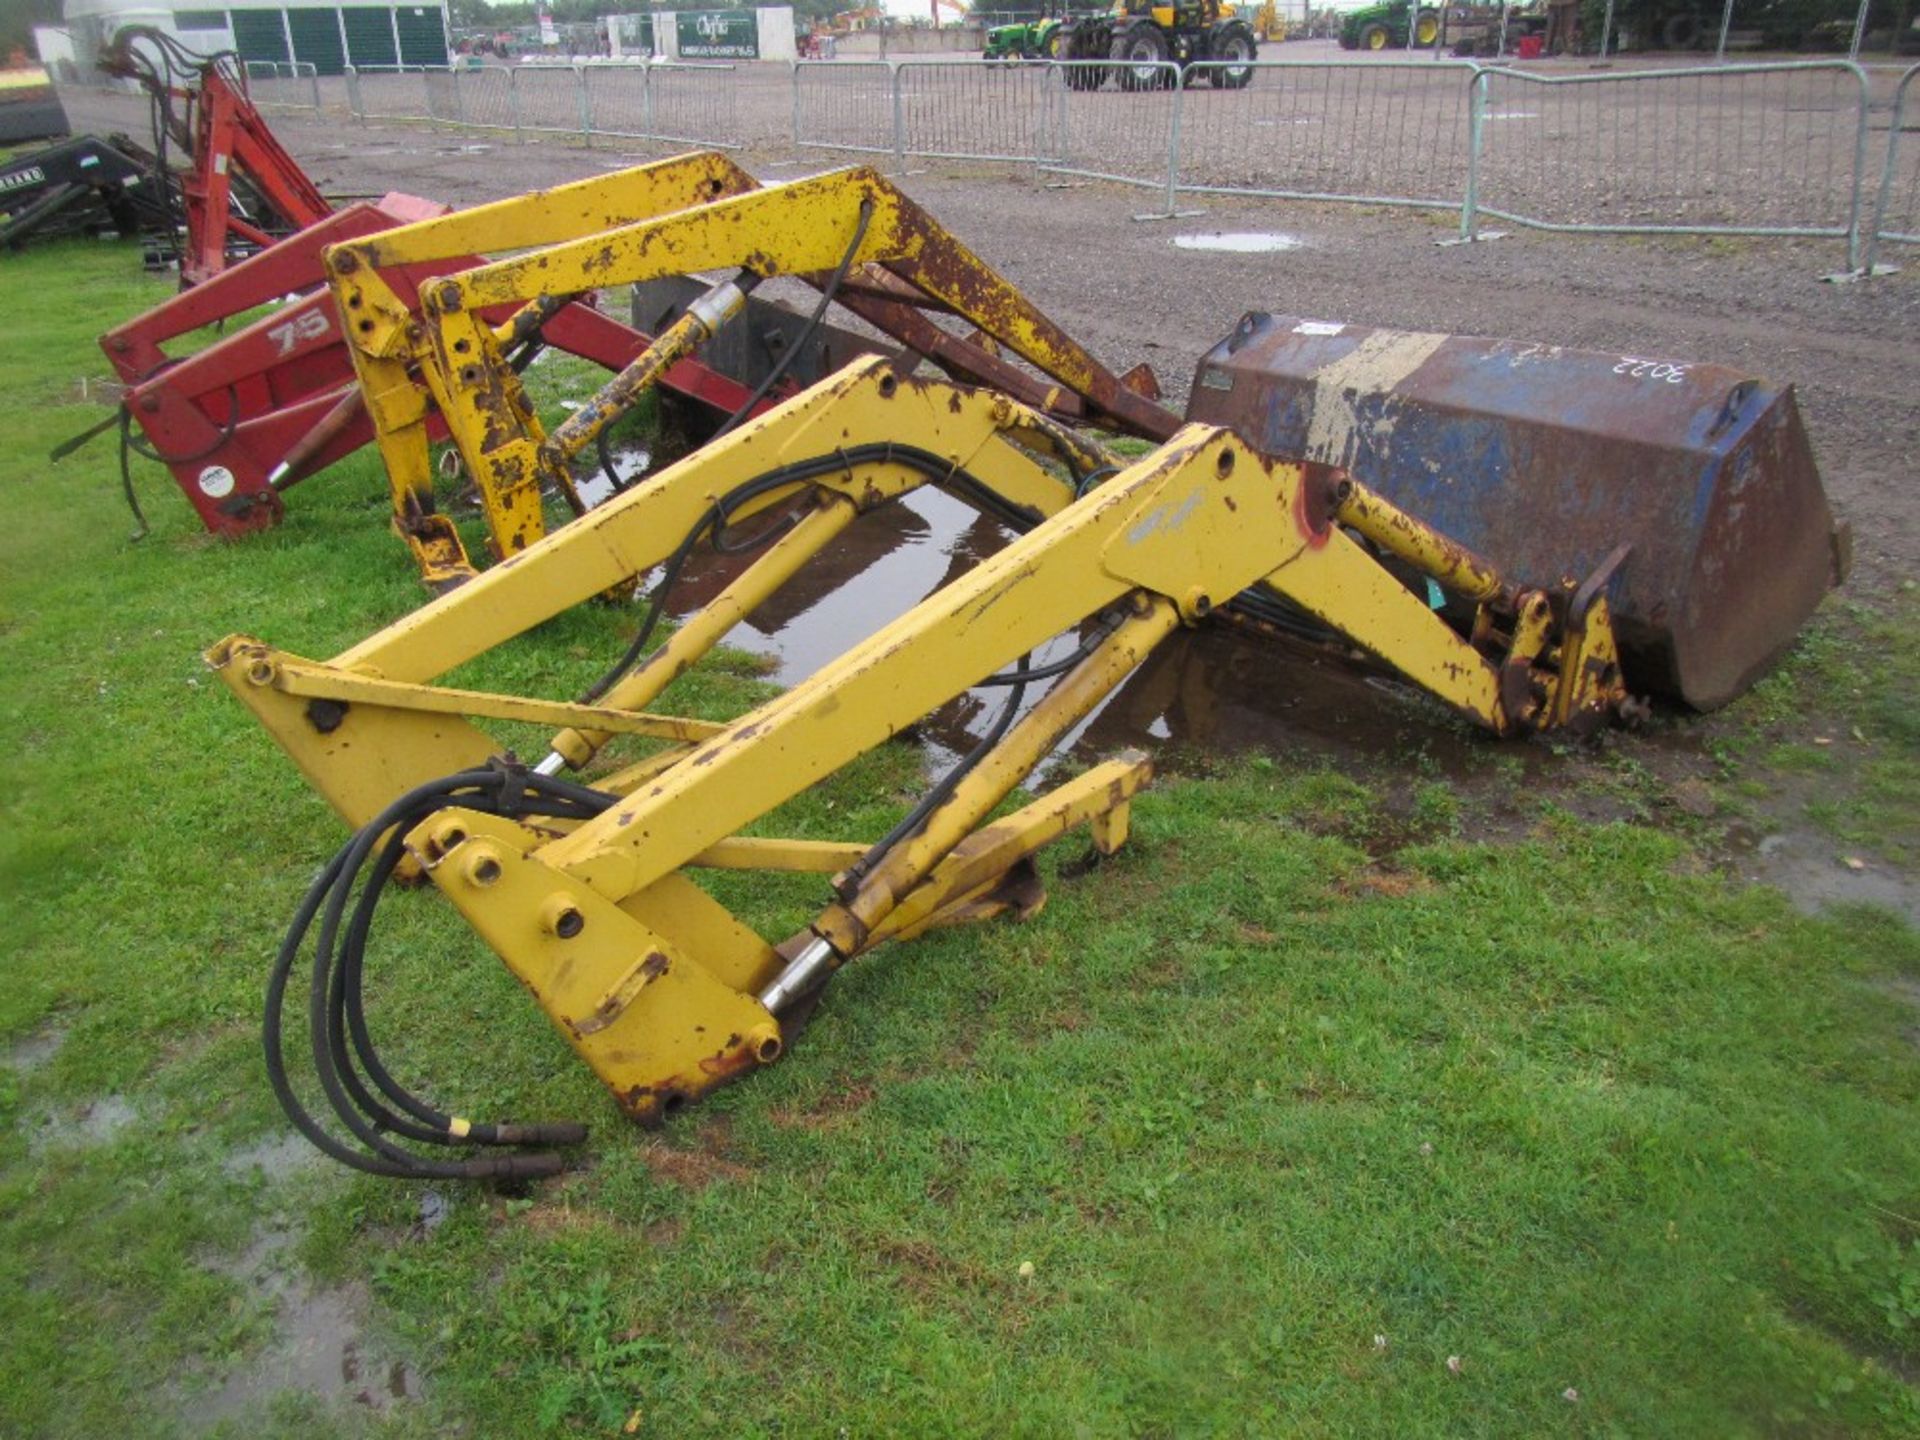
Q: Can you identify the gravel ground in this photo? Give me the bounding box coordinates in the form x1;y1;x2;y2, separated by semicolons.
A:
60;83;1917;593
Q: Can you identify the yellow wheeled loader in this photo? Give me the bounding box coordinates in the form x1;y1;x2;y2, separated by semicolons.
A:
211;165;1841;1180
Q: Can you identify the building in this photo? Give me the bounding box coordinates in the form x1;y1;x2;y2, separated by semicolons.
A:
54;0;451;76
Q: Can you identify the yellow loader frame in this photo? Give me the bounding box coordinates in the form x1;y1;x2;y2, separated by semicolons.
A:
215;359;1630;1145
324;159;1178;590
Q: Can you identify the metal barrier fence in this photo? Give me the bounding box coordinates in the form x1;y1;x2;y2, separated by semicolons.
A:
1177;59;1479;212
1862;63;1920;273
242;60;320;115
794;60;897;158
309;56;1903;271
346;66;437;123
1467;61;1871;263
1042;59;1186;204
344;62;740;148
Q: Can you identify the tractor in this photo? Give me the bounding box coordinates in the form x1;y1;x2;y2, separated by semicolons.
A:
983;14;1067;58
1061;0;1260;90
1338;0;1443;48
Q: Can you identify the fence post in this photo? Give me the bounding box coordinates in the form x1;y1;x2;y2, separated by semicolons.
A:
1460;66;1486;240
890;61;906;173
1847;0;1869;59
345;63;363;121
1598;0;1615;58
577;65;593;146
790;60;801;149
1162;64;1183;216
1841;61;1872;271
1714;0;1734;62
643;60;656;140
1057;61;1072;168
509;66;524;144
307;63;321;113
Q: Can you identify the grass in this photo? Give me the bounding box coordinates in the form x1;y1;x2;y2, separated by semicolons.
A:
2;240;1919;1437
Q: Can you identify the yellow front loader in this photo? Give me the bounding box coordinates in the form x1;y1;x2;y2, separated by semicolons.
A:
214;358;1634;1179
211;162;1838;1180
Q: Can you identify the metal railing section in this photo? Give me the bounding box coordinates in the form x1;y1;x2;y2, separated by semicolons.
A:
1041;59;1183;195
1861;63;1920;272
242;60;321;115
794;60;898;157
1176;59;1479;212
295;57;1901;268
345;66;438;123
896;59;1052;166
648;62;742;148
582;64;652;139
1467;61;1872;266
512;65;586;138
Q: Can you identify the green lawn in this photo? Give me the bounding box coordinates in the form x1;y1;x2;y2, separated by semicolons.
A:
2;241;1917;1438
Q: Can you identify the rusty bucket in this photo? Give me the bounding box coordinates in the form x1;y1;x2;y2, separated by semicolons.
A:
1185;314;1846;711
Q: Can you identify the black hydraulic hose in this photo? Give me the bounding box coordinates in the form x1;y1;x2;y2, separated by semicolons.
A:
576;442;1041;707
593;424;635;496
842;668;1030;896
266;767;612;1178
303;773;609;1169
121;381;242;466
975;620;1114;687
708;198;874;442
115;409;152;542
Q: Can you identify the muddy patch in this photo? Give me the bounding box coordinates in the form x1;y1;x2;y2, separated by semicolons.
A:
26;1093;137;1155
221;1130;322;1183
2;1024;67;1074
193;1228;422;1428
1728;825;1920;926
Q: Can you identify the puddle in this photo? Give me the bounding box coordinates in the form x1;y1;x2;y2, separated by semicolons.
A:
644;481;1501;785
222;1130;322;1182
574;442;652;510
197;1228;423;1425
2;1025;66;1074
69;376;128;406
1172;231;1307;253
1728;826;1920;926
27;1093;137;1154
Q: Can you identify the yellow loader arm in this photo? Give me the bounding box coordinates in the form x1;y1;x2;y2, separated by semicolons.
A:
212;359;1631;1174
319;151;760;588
321;154;1173;592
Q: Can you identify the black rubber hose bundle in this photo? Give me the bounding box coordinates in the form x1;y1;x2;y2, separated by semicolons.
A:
266;762;616;1179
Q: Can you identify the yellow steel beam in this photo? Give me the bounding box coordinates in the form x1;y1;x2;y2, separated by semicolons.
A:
332;359;1072;686
329;150;757;277
432;166;1118;406
321;152;763;584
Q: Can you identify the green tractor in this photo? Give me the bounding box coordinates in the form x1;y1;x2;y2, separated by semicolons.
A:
1060;0;1260;90
983;15;1068;59
1337;0;1443;48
